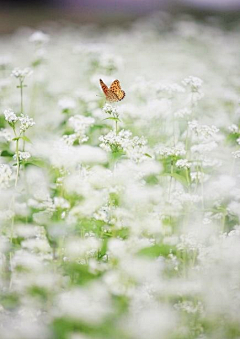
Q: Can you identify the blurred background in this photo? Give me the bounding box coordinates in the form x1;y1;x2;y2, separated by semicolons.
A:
1;0;240;33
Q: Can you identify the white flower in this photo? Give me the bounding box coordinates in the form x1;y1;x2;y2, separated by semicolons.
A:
53;197;70;210
19;114;35;132
62;134;78;146
0;55;12;68
174;300;204;314
176;159;191;169
11;67;33;81
3;108;18;124
0;210;14;221
228;124;240;134
103;103;118;117
232;150;240;159
0;164;14;188
156;83;185;96
29;31;49;44
190;171;205;182
0;128;12;142
14;151;31;161
63;115;95;145
182;76;203;92
99;129;148;162
98;52;123;72
191;141;218;153
155;143;186;157
56;284;112;324
174;108;192;118
188;120;219;140
58;97;76;111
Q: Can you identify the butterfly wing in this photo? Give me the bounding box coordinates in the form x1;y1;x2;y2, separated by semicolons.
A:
110;80;125;101
99;79;109;96
100;78;119;102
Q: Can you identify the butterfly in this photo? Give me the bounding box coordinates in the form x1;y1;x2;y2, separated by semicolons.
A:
99;79;125;102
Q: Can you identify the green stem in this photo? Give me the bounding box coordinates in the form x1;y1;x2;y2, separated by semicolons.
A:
20;81;23;113
15;139;20;187
186;168;191;188
221;210;226;233
200;164;204;210
115;120;118;135
13;127;20;187
168;160;174;201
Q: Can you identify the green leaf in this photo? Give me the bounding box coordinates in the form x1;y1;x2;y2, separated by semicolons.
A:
162;172;188;187
21;135;32;143
24;158;47;168
1;150;14;157
138;244;176;258
12;137;20;141
171;173;188;187
103;117;121;122
144;153;152;158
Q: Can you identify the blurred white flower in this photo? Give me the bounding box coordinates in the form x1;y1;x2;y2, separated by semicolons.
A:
58;97;76;111
228;124;240;134
155;143;186;157
14;151;31;161
29;31;50;44
232;150;240;159
63;115;94;145
182;76;203;92
176;159;191;169
0;164;14;188
11;67;33;81
56;284;112;324
3;108;18;124
0;128;12;142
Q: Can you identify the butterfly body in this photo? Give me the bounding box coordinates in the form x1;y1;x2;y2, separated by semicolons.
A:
99;79;125;102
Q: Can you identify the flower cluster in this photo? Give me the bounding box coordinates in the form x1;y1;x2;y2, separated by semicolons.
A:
99;129;148;162
29;31;50;44
1;13;240;339
176;159;191;169
13;151;31;161
63;115;95;145
58;97;76;112
182;76;203;92
3;108;18;124
155;143;186;158
0;164;14;188
103;103;119;118
11;67;33;81
19;114;35;132
188;120;219;140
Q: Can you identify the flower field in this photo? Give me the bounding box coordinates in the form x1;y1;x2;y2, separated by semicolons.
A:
0;14;240;339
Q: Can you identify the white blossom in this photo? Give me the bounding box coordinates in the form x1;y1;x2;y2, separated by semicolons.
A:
0;164;14;188
63;115;95;145
155;143;186;157
103;103;118;117
232;150;240;159
228;124;240;134
182;76;203;92
19;114;35;132
176;159;191;169
11;67;33;81
29;31;49;44
0;128;12;142
58;97;76;111
3;109;18;124
14;151;31;161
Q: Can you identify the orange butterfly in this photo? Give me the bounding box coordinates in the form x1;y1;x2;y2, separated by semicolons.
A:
99;79;125;102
